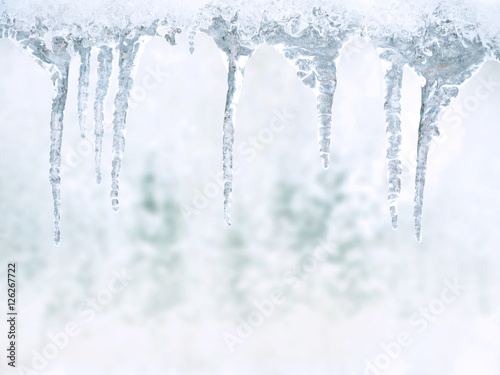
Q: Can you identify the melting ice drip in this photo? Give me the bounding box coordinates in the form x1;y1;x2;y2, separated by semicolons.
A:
0;2;497;244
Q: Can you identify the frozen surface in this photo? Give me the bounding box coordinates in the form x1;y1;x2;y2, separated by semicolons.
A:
1;0;500;241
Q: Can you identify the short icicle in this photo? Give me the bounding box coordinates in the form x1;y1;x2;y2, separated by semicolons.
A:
383;62;404;229
94;45;113;185
110;30;150;212
272;23;346;169
75;40;91;138
223;51;248;225
314;60;336;169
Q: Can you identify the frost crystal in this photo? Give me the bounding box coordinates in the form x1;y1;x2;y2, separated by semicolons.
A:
0;1;498;243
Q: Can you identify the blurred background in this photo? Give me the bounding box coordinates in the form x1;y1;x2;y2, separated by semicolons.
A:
0;32;499;374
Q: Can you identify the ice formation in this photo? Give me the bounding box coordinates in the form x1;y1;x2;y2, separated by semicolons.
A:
110;27;154;212
205;15;257;225
75;38;91;139
94;44;114;185
6;29;72;245
0;0;499;243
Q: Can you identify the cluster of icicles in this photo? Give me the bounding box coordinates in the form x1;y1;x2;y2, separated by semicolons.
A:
0;6;497;245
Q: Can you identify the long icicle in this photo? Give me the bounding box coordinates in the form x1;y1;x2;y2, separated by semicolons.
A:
111;31;148;212
223;52;248;225
76;41;91;138
414;79;443;241
14;33;71;244
94;45;113;185
49;37;71;245
383;63;404;229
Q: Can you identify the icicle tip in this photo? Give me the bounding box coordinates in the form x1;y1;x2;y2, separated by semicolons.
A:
415;227;422;242
54;231;61;246
390;206;398;230
320;153;330;169
111;192;120;212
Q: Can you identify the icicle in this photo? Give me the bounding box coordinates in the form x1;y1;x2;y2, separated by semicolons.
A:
313;60;336;169
268;23;346;169
204;14;257;225
75;40;91;138
48;37;71;245
14;32;71;245
94;45;113;185
290;54;338;169
285;51;338;169
382;62;404;229
410;17;485;241
222;51;249;225
110;29;150;212
414;80;457;241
